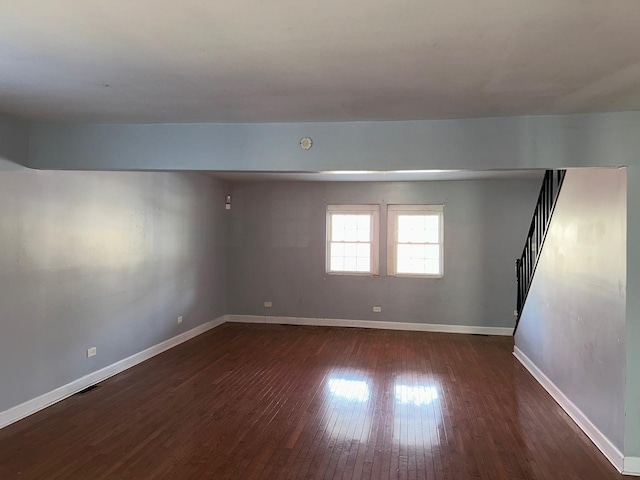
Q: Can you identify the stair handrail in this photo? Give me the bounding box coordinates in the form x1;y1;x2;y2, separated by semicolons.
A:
514;169;566;334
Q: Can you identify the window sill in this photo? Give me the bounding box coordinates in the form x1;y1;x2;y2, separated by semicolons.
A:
326;271;379;277
389;273;443;279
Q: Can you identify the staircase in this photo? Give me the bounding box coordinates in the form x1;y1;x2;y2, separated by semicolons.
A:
514;169;566;334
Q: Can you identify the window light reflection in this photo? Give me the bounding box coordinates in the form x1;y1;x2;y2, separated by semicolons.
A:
327;378;370;402
394;385;438;406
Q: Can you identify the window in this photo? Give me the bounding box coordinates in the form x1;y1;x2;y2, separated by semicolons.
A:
326;205;379;274
387;205;443;277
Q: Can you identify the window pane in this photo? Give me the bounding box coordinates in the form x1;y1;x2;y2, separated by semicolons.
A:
344;242;357;257
356;243;371;272
356;256;371;272
331;242;344;257
397;244;412;273
332;213;371;242
354;216;369;241
357;225;370;241
410;244;428;259
343;215;358;241
423;214;437;233
397;255;413;273
398;214;439;243
331;215;344;241
344;256;357;271
356;243;370;258
425;229;438;244
398;215;421;243
397;244;410;259
425;244;439;260
397;243;440;275
330;256;344;271
398;259;426;274
356;215;371;241
398;244;425;261
332;214;365;241
425;259;440;275
331;241;372;273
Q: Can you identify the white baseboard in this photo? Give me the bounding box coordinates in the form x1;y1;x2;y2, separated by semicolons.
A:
226;314;512;336
0;316;226;431
225;314;266;324
513;346;624;473
624;457;640;476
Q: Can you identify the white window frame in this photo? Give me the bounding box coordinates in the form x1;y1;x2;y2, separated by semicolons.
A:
387;205;444;278
326;205;379;275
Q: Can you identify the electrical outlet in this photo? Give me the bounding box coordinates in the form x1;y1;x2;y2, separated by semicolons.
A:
373;306;382;313
178;315;183;324
264;301;273;308
87;347;97;358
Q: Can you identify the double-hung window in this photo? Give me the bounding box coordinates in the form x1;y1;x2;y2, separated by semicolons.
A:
326;205;379;274
387;205;443;277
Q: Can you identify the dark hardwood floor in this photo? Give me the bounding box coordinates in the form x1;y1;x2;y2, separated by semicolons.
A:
0;323;625;479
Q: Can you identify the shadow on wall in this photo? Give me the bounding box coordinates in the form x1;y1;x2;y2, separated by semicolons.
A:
0;168;229;412
0;158;28;171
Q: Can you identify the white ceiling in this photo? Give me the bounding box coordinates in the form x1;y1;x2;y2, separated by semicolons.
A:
1;1;640;123
206;169;545;182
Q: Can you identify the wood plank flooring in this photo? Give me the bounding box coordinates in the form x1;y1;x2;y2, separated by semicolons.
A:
0;323;626;479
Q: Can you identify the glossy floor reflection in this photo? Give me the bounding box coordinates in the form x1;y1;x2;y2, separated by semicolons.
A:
325;372;372;443
0;323;626;479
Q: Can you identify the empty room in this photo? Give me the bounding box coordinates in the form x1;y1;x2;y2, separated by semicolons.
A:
1;1;639;479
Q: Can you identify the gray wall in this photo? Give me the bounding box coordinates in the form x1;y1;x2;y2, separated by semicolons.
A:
627;167;640;458
0;115;29;167
228;179;541;327
0;161;228;413
515;168;627;450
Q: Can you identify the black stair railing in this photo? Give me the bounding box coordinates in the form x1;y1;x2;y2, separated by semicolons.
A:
514;169;566;334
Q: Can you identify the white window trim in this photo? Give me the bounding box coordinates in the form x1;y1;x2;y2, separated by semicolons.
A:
387;204;444;278
326;204;380;275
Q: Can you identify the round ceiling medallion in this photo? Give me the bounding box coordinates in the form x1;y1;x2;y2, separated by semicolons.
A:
300;137;313;150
